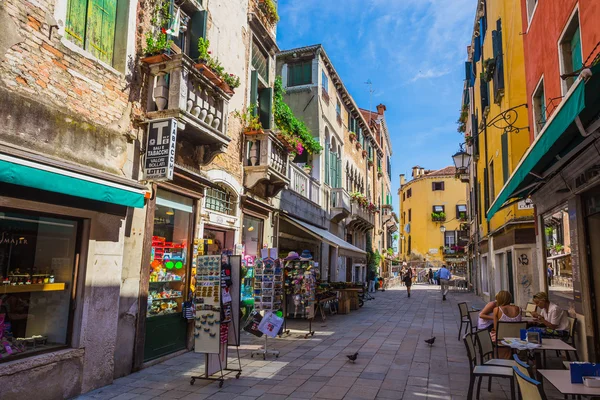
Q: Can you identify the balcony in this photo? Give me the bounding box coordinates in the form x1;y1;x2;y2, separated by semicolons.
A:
289;162;321;206
145;54;231;165
330;188;351;223
244;131;290;198
348;202;374;232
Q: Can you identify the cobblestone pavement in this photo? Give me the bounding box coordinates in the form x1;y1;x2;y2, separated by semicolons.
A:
78;285;564;400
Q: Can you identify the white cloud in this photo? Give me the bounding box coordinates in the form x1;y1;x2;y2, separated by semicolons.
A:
409;68;451;82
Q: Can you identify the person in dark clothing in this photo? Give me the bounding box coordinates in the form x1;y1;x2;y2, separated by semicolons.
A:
402;266;413;297
428;268;434;284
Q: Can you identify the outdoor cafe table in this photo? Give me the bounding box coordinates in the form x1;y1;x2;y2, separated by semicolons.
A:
502;338;576;368
538;369;600;397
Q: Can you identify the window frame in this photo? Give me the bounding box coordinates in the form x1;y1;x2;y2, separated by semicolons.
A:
532;76;546;137
456;204;468;220
407;188;412;198
489;161;495;202
321;70;329;94
557;7;582;95
408;209;412;222
525;0;538;30
287;61;312;87
205;185;237;216
432;181;445;191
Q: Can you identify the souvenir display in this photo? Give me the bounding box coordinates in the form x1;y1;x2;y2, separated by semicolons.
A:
194;255;221;354
148;236;187;317
253;257;283;312
284;257;316;319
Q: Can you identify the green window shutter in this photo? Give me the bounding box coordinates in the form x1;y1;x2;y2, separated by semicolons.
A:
65;0;88;47
258;87;273;129
483;167;489;213
571;27;582;72
189;11;208;60
330;152;337;187
501;132;509;183
324;144;330;185
303;62;311;84
337;157;342;188
86;0;117;64
250;70;259;116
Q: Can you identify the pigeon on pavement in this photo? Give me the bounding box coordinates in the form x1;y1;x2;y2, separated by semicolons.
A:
424;337;436;346
346;352;358;363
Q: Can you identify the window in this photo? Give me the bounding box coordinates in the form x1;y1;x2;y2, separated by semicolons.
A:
205;185;236;215
489;161;496;201
481;256;489;293
432;182;445;191
402;192;405;201
407;188;412;198
480;78;489;111
336;100;341;117
456;204;468;220
0;211;79;362
252;40;269;83
559;11;582;93
532;78;546;136
526;0;538;24
433;205;445;213
65;0;118;65
492;19;505;102
321;70;329;93
250;70;273;129
444;231;457;249
501;132;509;183
242;214;263;262
408;209;412;222
287;61;312;86
407;235;412;254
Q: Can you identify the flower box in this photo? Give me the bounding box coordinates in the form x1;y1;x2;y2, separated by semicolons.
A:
368;160;373;168
349;133;356;142
141;53;171;64
361;150;367;158
355;142;361;150
245;129;264;135
377;172;383;179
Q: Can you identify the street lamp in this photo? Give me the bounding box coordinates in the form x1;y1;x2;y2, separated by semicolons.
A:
452;144;472;172
440;225;446;233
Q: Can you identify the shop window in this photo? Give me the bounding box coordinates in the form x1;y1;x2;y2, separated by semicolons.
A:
242;215;263;264
66;0;118;65
0;211;79;362
287;61;312;87
432;182;445;191
559;11;582;93
205;185;237;216
532;78;546;136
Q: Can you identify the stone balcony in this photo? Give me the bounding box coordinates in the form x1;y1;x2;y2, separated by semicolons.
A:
330;188;351;223
244;131;290;198
348;202;375;232
145;54;231;165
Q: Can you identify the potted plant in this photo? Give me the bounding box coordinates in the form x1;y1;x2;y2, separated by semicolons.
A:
303;163;312;174
141;1;174;64
349;132;357;142
465;133;474;146
355;141;361;150
193;38;240;94
377;166;383;179
234;104;263;135
362;149;367;158
258;0;280;26
367;158;373;168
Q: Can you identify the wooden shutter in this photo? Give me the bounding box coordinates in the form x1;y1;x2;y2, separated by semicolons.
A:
250;70;258;115
492;19;505;96
258;87;273;129
189;11;208;61
480;78;489;110
303;61;311;84
65;0;87;47
324;143;330;185
501;132;509;183
337;157;342;188
86;0;117;64
483;167;489;213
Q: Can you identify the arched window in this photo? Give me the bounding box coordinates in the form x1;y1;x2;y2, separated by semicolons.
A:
205;184;237;216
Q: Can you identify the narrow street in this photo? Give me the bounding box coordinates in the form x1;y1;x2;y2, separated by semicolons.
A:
78;286;562;400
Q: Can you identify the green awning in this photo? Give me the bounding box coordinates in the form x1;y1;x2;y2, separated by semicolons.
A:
0;155;147;208
487;64;600;220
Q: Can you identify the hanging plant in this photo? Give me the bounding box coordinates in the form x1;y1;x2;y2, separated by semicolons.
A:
483;58;496;82
234;103;263;134
349;132;357;142
274;76;322;154
258;0;280;26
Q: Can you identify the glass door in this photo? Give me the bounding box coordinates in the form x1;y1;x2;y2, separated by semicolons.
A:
144;189;194;362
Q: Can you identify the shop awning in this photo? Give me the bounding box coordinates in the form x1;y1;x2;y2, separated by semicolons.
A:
487;64;600;220
281;215;367;258
0;153;147;208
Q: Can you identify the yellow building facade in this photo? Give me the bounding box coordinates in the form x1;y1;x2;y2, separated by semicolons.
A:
464;0;536;306
399;166;468;267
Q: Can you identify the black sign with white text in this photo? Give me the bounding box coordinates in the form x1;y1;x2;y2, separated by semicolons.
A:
143;118;177;181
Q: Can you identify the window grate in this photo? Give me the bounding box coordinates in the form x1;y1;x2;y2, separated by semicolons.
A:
205;186;236;215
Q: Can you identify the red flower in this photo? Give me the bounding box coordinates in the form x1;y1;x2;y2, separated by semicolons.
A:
161;27;167;34
208;51;212;54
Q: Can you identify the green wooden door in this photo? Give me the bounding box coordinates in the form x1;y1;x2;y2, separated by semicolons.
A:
144;312;188;362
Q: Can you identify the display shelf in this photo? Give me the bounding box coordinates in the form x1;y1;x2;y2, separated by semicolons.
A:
151;296;183;302
0;283;66;294
149;280;183;284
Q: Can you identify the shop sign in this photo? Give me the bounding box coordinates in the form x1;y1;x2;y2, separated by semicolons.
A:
518;199;534;210
143;118;177;181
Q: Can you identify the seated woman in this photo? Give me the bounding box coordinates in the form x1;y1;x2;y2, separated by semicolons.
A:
492;291;521;358
477;300;497;331
531;291;569;336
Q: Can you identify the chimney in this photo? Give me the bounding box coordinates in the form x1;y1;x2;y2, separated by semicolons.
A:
400;174;405;185
420;168;425;176
376;104;386;115
412;166;419;178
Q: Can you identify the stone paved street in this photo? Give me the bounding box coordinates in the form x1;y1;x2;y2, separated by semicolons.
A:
78;285;564;400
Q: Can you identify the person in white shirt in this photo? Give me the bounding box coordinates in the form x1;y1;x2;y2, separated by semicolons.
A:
531;291;569;331
477;300;497;331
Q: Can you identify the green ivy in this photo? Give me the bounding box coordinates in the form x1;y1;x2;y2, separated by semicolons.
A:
274;76;323;154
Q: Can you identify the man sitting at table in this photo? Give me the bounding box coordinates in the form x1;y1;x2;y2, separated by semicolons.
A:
531;291;569;336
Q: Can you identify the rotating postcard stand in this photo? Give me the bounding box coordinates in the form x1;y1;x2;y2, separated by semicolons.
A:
248;248;283;359
190;255;241;387
283;253;316;339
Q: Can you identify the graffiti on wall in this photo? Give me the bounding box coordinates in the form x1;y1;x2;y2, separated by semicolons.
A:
517;250;533;302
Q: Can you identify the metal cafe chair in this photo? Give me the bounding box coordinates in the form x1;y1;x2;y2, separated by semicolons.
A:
458;302;470;340
475;329;519;395
468;310;480;335
495;321;528;358
512;366;548;400
464;333;516;400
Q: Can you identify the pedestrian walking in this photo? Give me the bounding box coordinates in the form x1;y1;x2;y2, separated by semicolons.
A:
402;266;413;297
439;264;452;301
367;270;376;293
547;264;554;287
428;268;434;284
411;266;417;284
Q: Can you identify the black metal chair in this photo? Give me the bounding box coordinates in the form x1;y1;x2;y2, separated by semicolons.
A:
464;333;516;400
458;302;470;340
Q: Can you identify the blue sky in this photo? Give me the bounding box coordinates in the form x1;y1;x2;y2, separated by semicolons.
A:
276;0;476;205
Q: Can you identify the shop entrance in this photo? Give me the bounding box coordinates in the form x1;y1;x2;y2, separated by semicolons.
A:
203;226;235;255
144;189;194;362
584;192;600;360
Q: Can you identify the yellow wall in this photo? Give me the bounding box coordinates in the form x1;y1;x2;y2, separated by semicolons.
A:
472;0;534;235
399;171;468;265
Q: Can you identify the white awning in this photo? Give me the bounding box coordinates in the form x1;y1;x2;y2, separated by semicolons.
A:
281;215;367;258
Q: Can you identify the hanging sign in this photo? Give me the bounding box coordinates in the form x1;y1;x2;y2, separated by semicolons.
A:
143;118;177;181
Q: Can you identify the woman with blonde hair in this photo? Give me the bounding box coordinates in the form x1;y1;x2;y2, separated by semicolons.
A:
491;291;521;358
